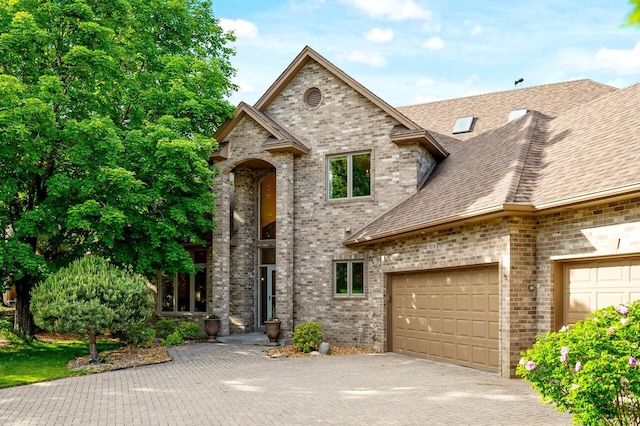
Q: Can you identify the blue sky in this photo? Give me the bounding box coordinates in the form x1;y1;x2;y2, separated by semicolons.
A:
214;0;640;107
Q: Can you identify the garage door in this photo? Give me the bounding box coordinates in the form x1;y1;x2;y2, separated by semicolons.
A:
389;265;499;372
563;258;640;325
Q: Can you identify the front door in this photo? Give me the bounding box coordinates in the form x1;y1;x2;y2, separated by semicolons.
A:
260;265;276;325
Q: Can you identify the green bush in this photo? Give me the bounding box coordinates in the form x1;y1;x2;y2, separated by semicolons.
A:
31;256;155;362
0;319;11;332
122;326;155;348
293;321;324;353
177;321;203;340
155;319;176;339
517;301;640;425
163;331;184;347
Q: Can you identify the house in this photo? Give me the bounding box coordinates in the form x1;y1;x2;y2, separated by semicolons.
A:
156;46;640;377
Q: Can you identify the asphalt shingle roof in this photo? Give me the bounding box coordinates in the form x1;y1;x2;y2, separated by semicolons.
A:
346;80;640;245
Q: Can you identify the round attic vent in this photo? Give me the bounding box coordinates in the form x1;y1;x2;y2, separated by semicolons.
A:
304;87;322;108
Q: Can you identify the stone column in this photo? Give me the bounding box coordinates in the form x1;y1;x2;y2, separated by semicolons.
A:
211;171;231;335
229;168;256;333
275;154;295;338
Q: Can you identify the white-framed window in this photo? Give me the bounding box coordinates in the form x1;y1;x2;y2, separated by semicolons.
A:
328;151;371;199
334;260;364;296
160;250;207;313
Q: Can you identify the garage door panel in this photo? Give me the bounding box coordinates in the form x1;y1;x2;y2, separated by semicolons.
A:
472;294;488;312
489;321;499;340
564;258;640;325
391;265;499;372
472;320;487;338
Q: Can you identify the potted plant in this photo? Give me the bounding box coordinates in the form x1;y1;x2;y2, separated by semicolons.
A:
264;312;281;344
204;313;220;342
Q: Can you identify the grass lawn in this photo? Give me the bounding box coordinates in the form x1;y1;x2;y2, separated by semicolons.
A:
0;331;122;389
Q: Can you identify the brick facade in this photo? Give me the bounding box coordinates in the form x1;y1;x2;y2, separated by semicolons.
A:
154;51;640;378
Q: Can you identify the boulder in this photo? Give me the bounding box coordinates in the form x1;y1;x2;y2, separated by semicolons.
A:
319;342;331;355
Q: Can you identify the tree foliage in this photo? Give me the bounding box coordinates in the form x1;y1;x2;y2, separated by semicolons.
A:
0;0;236;336
517;302;640;426
31;256;155;362
626;0;640;27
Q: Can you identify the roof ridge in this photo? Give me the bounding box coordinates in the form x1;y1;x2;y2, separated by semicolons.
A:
397;79;617;109
511;111;544;203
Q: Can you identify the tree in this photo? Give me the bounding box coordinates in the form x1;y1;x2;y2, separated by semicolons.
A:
626;0;640;27
0;0;236;337
31;256;155;362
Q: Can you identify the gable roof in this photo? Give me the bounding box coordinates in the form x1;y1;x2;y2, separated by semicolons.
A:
211;102;310;159
346;80;640;246
253;46;448;160
397;80;617;141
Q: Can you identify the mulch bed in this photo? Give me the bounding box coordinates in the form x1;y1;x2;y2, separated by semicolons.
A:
266;345;376;358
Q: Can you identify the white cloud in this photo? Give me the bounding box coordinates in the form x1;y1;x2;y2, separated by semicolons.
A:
343;50;387;67
422;37;444;50
341;0;431;21
365;27;394;43
470;24;484;36
561;42;640;75
219;18;259;40
416;78;435;87
233;78;254;94
594;43;640;74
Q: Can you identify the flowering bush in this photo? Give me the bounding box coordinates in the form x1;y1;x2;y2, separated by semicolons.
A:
517;301;640;425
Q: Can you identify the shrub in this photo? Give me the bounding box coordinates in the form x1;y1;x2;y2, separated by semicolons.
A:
163;331;184;347
0;319;11;332
293;321;324;353
122;326;155;348
517;301;640;426
31;256;155;362
177;321;203;341
155;319;176;339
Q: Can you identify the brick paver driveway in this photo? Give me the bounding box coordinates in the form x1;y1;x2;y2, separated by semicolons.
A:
0;343;572;425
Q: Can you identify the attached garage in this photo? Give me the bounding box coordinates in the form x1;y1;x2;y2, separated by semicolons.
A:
388;265;499;372
562;257;640;325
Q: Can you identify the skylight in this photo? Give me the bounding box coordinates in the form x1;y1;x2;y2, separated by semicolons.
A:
508;109;528;122
452;116;475;134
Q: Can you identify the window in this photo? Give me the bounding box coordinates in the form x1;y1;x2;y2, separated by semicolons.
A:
160;250;207;313
328;152;371;199
334;261;364;296
259;174;276;240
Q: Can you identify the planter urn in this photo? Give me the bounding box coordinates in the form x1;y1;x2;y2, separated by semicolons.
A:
264;320;281;344
204;318;221;342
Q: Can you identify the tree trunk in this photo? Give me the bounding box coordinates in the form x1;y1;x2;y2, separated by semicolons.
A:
14;276;35;338
88;330;99;362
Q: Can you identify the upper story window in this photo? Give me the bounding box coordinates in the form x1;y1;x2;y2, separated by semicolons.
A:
260;173;276;240
328;151;371;200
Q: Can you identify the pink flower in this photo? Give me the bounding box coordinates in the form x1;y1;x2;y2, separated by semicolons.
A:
630;357;637;367
525;361;536;371
561;346;569;356
560;354;567;363
617;305;629;315
621;318;629;325
575;361;582;372
559;325;569;332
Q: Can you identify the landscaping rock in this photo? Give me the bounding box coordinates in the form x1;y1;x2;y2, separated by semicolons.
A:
310;351;321;356
319;342;331;355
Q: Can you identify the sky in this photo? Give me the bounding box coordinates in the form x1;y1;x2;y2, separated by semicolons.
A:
214;0;640;107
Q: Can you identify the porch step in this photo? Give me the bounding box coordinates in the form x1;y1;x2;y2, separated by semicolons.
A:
216;332;281;346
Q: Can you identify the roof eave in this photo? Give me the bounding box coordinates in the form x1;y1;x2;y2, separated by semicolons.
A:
390;130;449;159
263;140;310;156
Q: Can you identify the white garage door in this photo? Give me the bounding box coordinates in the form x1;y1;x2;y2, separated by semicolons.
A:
389;265;499;372
563;258;640;325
